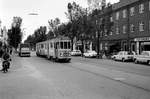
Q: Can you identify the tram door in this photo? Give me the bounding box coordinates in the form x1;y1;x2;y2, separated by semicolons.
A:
54;42;59;58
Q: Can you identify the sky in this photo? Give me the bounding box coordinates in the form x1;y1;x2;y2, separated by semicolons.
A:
0;0;119;41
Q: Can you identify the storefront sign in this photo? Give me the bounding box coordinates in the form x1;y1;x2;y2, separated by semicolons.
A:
134;37;150;41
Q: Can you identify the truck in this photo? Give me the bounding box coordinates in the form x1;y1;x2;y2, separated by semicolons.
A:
18;43;31;57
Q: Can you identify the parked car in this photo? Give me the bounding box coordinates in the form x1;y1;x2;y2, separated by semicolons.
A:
112;51;135;62
83;50;97;58
134;51;150;64
70;50;82;56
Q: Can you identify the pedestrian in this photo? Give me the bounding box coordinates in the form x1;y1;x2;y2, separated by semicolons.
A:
0;47;4;58
1;48;11;72
10;47;12;55
0;47;4;71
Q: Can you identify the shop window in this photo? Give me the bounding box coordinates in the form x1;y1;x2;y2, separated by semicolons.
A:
131;43;135;52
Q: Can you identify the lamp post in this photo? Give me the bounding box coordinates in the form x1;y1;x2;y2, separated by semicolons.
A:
81;33;84;57
95;19;100;58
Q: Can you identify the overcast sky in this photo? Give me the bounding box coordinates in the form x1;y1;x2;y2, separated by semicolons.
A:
0;0;119;41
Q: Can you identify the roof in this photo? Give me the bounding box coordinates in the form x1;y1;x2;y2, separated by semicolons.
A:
113;0;139;10
52;36;70;41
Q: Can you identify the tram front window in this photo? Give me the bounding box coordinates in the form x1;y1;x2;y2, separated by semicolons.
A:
68;42;71;49
60;41;71;49
60;42;63;49
64;42;67;49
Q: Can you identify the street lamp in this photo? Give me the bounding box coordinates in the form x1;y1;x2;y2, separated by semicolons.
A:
81;33;84;57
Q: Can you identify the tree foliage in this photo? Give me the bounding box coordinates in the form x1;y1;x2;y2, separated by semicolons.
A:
24;2;113;51
8;17;22;49
47;18;60;38
24;26;47;49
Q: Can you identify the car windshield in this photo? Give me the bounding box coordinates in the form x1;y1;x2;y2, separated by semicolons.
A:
87;51;92;53
127;52;134;55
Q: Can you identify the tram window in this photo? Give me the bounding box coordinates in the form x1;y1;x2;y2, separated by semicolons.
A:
45;44;46;49
68;42;71;49
50;43;53;48
41;44;44;48
60;42;63;49
56;42;59;49
64;42;67;49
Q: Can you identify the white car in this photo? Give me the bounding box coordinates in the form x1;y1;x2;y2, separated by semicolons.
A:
134;51;150;64
112;51;135;62
83;50;97;58
70;50;81;56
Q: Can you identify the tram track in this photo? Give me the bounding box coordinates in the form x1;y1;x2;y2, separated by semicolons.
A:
60;61;150;93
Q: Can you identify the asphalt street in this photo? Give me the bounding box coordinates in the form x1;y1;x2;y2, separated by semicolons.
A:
0;52;150;99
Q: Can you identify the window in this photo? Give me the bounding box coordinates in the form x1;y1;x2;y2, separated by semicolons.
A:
122;9;127;18
139;22;144;32
68;42;71;49
139;4;144;13
105;43;108;50
41;44;44;48
104;29;108;36
116;26;119;34
130;7;135;16
50;43;53;48
110;31;113;35
110;16;113;22
116;12;119;20
60;42;63;49
64;42;68;49
130;24;135;32
123;25;126;34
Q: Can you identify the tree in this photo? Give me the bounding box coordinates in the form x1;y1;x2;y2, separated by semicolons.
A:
47;18;60;38
66;2;88;50
24;26;47;49
8;17;22;49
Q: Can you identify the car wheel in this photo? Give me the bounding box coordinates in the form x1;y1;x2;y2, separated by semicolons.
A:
122;58;125;62
113;57;116;60
147;60;150;65
134;59;139;64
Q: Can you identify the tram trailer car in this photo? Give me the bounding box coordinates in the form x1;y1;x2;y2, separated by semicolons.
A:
36;36;71;62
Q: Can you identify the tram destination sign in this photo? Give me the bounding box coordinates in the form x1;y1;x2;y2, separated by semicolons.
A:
134;37;150;41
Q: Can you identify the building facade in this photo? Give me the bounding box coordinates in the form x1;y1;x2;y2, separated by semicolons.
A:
100;0;150;55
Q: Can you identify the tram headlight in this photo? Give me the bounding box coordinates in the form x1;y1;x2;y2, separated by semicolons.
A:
68;52;71;56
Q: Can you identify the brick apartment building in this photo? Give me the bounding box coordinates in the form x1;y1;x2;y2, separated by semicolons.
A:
100;0;150;55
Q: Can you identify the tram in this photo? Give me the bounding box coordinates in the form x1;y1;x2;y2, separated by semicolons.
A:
36;36;71;62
